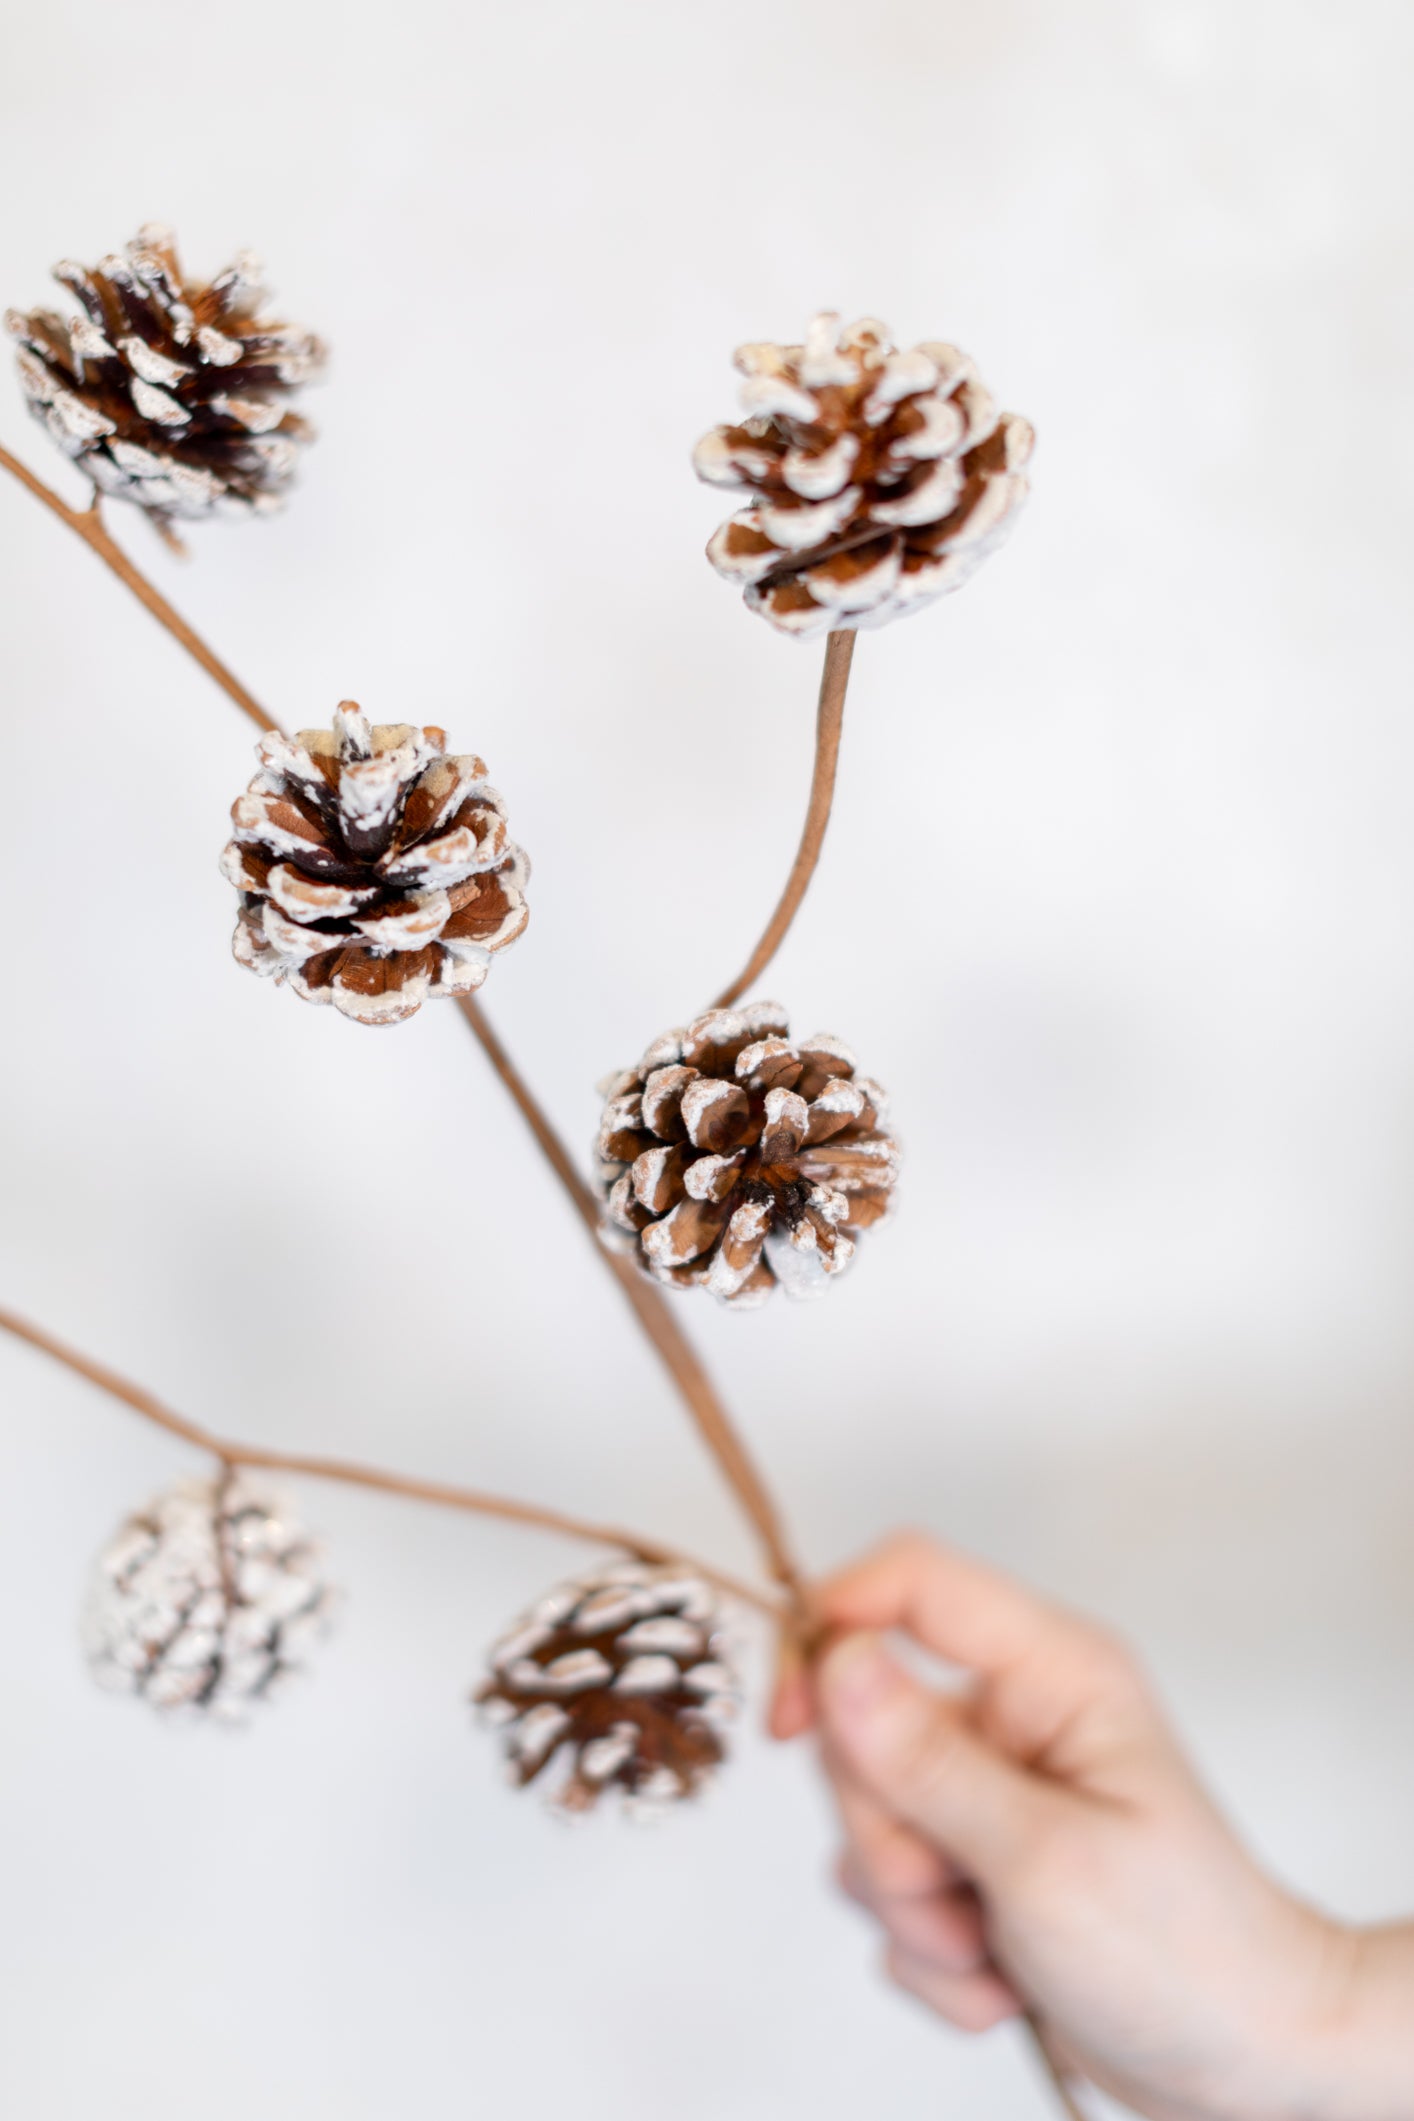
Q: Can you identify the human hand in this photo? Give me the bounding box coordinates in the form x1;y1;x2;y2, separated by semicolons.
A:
772;1534;1411;2121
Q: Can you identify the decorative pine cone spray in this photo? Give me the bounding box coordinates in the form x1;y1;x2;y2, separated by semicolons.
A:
84;1470;334;1720
477;1561;735;1813
5;224;324;532
221;705;530;1026
695;310;1032;636
596;1003;899;1307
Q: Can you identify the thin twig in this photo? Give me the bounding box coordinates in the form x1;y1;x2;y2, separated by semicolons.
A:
1026;2017;1091;2121
457;995;807;1616
713;629;855;1010
0;442;276;734
0;1303;781;1619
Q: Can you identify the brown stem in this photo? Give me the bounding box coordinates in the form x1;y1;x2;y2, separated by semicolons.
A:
457;996;807;1615
1027;2020;1091;2121
713;629;855;1009
0;442;276;735
0;1303;780;1618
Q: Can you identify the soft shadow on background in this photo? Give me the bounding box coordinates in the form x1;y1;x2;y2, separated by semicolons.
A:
2;3;1413;2115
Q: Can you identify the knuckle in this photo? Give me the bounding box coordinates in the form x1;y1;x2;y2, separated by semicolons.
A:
897;1898;987;1976
879;1526;936;1571
1073;1619;1141;1691
869;1838;938;1898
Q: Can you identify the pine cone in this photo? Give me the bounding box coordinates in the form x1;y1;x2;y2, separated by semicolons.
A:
221;705;530;1026
476;1560;734;1813
5;223;324;529
694;311;1032;637
595;1003;899;1307
85;1471;333;1720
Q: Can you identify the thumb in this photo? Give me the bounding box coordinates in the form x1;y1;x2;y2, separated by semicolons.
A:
817;1631;1046;1885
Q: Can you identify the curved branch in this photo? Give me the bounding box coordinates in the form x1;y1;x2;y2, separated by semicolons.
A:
1028;2022;1092;2121
0;442;276;735
1;427;809;1620
713;629;855;1009
0;1303;781;1619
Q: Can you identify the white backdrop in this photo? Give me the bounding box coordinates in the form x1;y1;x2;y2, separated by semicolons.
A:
2;3;1413;2115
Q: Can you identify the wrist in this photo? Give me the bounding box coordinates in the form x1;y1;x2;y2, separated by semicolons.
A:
1288;1918;1414;2121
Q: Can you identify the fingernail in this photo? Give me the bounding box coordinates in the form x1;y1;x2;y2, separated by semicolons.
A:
818;1631;905;1720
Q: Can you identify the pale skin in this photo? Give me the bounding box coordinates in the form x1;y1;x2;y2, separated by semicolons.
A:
771;1534;1414;2121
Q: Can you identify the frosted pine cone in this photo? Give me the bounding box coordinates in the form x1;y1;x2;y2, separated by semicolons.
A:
85;1471;333;1720
694;311;1032;636
596;1003;899;1308
221;705;530;1026
477;1560;735;1814
5;224;323;529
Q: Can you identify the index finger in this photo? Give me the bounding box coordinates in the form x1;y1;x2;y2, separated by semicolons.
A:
772;1532;1119;1739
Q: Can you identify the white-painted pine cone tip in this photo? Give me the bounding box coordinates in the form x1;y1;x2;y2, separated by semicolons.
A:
476;1559;737;1815
694;311;1033;636
222;707;530;1026
595;1001;899;1307
85;1470;335;1721
5;224;324;526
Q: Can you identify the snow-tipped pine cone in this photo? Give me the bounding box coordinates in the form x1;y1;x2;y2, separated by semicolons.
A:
477;1560;734;1814
5;223;323;528
694;311;1032;636
221;705;530;1026
85;1471;334;1720
596;1003;899;1307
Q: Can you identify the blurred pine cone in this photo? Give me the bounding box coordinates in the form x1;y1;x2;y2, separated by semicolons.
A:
221;705;530;1026
477;1560;734;1813
5;224;324;529
85;1471;333;1720
694;311;1032;636
596;1003;899;1307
